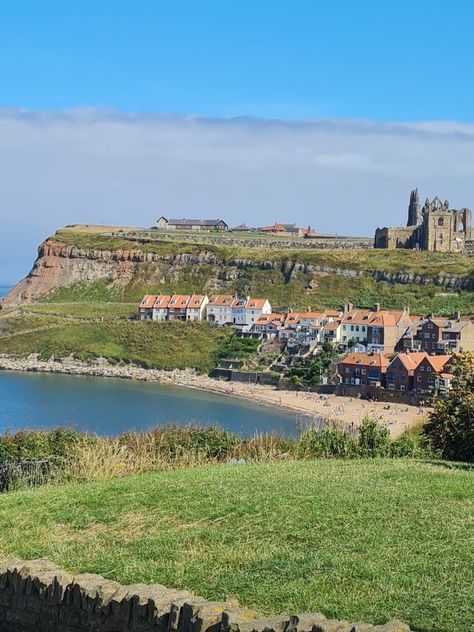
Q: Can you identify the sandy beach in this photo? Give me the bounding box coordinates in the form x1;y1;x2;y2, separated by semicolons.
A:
0;354;427;437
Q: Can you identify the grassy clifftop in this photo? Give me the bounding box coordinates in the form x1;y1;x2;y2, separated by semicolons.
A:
0;459;472;632
54;227;474;277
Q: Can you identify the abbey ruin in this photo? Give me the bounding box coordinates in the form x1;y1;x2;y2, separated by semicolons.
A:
374;188;472;252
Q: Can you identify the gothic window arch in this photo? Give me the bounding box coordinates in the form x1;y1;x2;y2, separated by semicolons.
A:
438;217;444;226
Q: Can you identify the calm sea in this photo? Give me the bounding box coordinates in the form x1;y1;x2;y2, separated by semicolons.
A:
0;287;11;298
0;371;303;438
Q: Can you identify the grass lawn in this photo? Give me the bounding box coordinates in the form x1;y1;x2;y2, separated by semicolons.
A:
0;318;231;372
0;460;471;632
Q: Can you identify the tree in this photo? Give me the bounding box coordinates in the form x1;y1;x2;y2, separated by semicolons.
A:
423;353;474;462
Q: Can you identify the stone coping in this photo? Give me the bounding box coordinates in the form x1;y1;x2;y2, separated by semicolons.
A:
0;558;410;632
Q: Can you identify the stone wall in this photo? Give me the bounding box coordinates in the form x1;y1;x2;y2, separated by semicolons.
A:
0;558;410;632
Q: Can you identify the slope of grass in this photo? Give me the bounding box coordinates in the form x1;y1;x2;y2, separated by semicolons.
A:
0;319;231;372
0;460;472;632
41;272;474;316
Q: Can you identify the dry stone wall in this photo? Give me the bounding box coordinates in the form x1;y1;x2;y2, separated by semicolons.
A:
0;559;411;632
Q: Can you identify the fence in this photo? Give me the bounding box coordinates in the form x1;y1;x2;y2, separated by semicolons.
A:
0;460;51;493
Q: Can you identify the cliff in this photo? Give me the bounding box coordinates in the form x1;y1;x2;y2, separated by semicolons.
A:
3;227;474;313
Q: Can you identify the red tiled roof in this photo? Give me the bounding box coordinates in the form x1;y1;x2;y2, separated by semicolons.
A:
208;294;236;306
246;298;267;310
393;352;428;373
340;353;390;369
153;295;171;309
285;312;301;324
169;295;191;308
140;295;158;309
425;355;452;372
188;294;207;308
255;313;285;325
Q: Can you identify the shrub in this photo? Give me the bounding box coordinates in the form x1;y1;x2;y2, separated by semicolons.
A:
299;427;357;458
357;417;390;457
423;353;474;462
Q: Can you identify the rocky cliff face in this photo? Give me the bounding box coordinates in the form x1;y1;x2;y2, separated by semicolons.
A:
3;238;474;306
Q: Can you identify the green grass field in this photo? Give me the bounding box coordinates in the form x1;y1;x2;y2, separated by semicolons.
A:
0;315;230;372
0;460;471;632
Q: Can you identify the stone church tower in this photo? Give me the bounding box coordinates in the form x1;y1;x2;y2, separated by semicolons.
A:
374;189;472;252
407;188;421;227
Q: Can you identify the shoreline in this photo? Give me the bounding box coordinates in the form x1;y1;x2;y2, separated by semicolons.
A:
0;354;426;437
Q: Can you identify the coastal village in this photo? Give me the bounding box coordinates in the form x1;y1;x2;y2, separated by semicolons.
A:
138;291;474;399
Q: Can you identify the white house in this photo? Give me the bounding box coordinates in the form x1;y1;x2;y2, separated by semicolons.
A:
152;295;171;321
243;297;272;329
232;297;272;330
186;295;209;321
206;295;236;325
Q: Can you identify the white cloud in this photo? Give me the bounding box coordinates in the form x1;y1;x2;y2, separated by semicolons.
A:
1;109;473;281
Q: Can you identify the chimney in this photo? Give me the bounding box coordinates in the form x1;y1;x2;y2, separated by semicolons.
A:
373;303;381;312
403;305;410;316
343;303;354;314
453;310;461;321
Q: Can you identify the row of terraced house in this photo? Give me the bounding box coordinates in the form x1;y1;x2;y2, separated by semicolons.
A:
138;294;272;329
139;295;474;354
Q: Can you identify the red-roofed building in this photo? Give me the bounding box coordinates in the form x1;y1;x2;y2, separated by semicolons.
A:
152;295;172;321
186;295;209;322
206;295;237;325
385;352;428;392
413;354;453;394
338;352;390;387
138;295;158;320
253;313;285;334
232;296;272;329
168;295;191;321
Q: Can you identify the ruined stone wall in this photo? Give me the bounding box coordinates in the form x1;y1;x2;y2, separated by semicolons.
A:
0;559;410;632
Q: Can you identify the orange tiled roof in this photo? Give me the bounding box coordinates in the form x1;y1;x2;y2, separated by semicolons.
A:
342;309;373;325
246;298;267;310
169;294;191;308
152;295;171;309
140;295;158;309
260;223;286;232
285;312;301;324
208;294;236;306
394;352;428;373
188;294;207;308
340;353;390;369
323;321;341;331
425;355;452;372
299;311;325;320
255;313;285;325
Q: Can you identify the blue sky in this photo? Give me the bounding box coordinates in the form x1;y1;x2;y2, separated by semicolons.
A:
1;1;474;284
1;0;473;120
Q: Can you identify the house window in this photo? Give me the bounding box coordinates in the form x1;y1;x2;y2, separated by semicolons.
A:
400;385;406;391
417;376;422;382
426;366;431;372
356;326;360;332
420;366;424;372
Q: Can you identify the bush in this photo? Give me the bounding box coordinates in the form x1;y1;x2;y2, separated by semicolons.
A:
0;428;81;465
423;353;474;462
357;418;390;457
299;427;357;458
